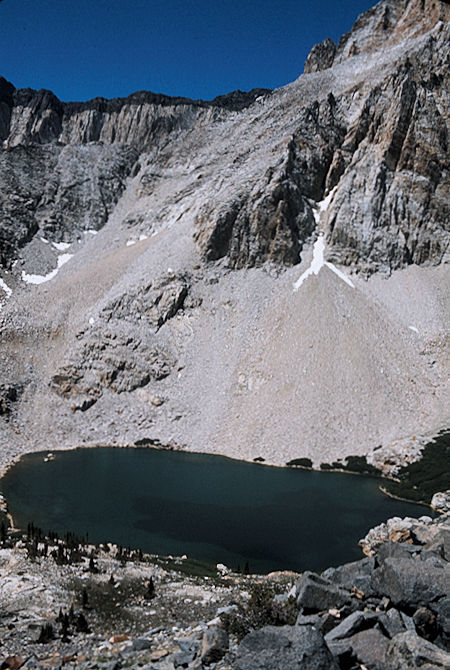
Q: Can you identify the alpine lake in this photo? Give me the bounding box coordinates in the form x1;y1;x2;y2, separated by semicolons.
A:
0;446;432;574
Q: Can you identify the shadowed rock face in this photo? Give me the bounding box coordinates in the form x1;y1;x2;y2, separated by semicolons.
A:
0;79;271;268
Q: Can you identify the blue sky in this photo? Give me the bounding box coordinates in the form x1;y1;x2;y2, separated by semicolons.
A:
0;0;376;102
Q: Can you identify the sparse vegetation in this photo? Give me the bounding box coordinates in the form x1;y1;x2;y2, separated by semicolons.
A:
384;431;450;503
221;582;298;641
37;623;55;644
286;458;313;468
320;455;380;475
134;437;162;447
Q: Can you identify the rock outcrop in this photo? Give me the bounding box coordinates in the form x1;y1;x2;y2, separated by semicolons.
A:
304;38;336;73
234;514;450;670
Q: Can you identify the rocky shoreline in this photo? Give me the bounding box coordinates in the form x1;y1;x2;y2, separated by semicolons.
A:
0;495;448;669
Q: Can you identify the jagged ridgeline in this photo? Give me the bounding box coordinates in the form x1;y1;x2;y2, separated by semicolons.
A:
0;0;448;273
0;0;449;470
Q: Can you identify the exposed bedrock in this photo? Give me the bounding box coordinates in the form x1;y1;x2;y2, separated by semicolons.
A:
50;274;189;411
1;2;449;274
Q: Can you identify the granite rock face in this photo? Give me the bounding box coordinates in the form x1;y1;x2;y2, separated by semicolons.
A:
49;274;190;411
304;38;336;73
0;79;270;268
1;1;448;274
0;0;449;471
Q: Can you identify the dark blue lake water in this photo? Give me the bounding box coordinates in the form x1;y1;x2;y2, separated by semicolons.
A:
0;447;430;573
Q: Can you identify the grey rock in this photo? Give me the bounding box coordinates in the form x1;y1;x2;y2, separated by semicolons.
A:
304;38;336;74
413;607;437;642
370;558;448;608
296;613;320;626
324;610;377;642
412;522;441;545
322;556;375;595
317;611;341;635
384;630;450;669
102;274;189;331
50;326;175;409
400;611;416;633
172;650;196;667
377;608;407;639
420;553;448;569
201;626;228;666
176;637;200;654
348;627;390;670
325;638;354;667
132;637;152;651
422;533;448;562
234;625;338;670
430;597;450;646
375;541;420;562
296;571;351;611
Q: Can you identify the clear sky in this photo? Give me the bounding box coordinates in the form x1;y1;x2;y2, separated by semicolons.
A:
0;0;376;102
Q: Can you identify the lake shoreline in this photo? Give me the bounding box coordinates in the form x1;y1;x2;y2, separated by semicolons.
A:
0;440;442;511
1;445;437;575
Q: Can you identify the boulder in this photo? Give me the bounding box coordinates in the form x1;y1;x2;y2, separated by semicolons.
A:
132;637;152;651
172;650;196;667
296;613;320;626
430;597;450;647
384;630;450;669
422;534;448;562
413;607;437;641
348;628;391;669
431;491;450;514
296;571;351;612
324;610;377;642
200;626;229;666
322;557;375;595
377;608;407;639
234;625;338;670
375;541;420;562
370;558;447;608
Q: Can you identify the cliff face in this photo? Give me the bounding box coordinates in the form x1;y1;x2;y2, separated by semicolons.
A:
0;0;449;274
0;0;448;470
0;82;269;266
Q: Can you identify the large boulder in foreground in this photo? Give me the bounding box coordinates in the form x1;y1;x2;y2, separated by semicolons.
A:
295;571;351;611
384;630;450;669
234;625;338;670
370;558;448;608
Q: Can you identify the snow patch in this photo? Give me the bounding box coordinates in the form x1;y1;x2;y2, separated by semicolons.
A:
84;230;98;236
293;234;325;290
52;241;71;251
139;234;148;241
89;317;95;325
408;325;419;334
0;278;12;297
318;186;337;213
324;261;355;288
126;239;136;247
293;234;354;291
39;237;49;244
21;254;73;285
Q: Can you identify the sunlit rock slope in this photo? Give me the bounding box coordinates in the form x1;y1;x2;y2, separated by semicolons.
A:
0;0;448;471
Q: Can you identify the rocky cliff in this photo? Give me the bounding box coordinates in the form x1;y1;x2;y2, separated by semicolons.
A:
0;0;449;472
